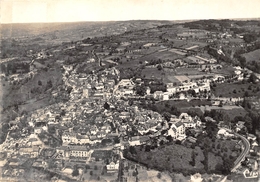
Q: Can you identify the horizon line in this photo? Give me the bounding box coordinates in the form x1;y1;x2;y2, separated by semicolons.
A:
1;17;260;25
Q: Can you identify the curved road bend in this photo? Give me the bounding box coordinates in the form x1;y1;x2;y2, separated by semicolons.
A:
231;133;250;172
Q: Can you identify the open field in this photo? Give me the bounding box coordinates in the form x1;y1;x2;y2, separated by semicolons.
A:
197;105;248;120
229;174;259;182
1;21;173;40
219;108;248;120
212;82;260;97
168;48;187;55
242;49;260;63
169;39;187;47
0;66;63;123
156;99;212;113
185;45;199;50
175;75;190;82
140;50;184;61
188;41;208;47
175;67;202;75
164;75;181;84
141;66;201;84
141;67;165;80
210;66;236;76
124;161;173;182
124;137;236;176
18;97;51;114
186;56;203;63
81;161;111;182
156;100;248;121
124;144;197;173
228;38;244;43
188;74;214;80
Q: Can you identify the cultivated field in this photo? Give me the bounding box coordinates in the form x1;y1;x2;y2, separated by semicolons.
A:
175;67;202;75
164;75;181;84
141;67;165;80
198;105;248;120
175;75;190;82
0;66;63;119
242;49;260;62
212;82;260;97
140;50;184;61
210;66;235;76
168;48;187;55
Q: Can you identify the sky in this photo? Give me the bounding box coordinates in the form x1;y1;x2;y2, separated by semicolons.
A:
1;0;260;24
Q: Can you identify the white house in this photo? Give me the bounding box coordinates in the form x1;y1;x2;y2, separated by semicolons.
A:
173;121;185;135
106;161;119;172
163;92;170;100
62;132;90;145
167;127;178;139
153;91;164;100
168;121;186;139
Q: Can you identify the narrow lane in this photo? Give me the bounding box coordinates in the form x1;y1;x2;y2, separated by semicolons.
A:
231;133;250;172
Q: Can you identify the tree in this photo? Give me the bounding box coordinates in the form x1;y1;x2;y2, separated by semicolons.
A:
2;123;9;132
248;73;258;84
157;172;162;179
166;135;173;142
157;64;163;71
243;33;257;43
103;102;110;110
244;115;253;133
188;89;197;97
190;150;196;166
72;168;79;176
60;110;66;116
162;112;171;122
159;140;164;146
145;145;151;152
205;121;219;138
46;80;53;90
218;101;223;107
48;125;56;134
38;80;42;86
129;146;137;155
238;56;246;68
67;86;73;94
244;91;249;97
135;84;146;96
113;136;120;144
132;168;138;176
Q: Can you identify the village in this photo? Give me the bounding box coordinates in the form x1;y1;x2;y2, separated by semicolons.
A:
1;19;260;182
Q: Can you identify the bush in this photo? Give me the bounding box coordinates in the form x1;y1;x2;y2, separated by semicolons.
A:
72;168;79;176
38;80;42;86
157;172;162;179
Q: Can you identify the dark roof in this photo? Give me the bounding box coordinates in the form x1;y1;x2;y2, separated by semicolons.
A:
139;136;150;142
175;121;184;127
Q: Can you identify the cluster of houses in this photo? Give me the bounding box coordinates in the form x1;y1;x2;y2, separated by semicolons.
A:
166;113;202;140
166;79;210;95
62;65;119;101
114;79;135;97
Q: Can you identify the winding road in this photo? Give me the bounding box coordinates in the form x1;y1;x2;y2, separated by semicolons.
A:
220;128;250;172
231;133;251;172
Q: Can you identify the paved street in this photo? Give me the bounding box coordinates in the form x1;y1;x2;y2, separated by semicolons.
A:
231;133;251;172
